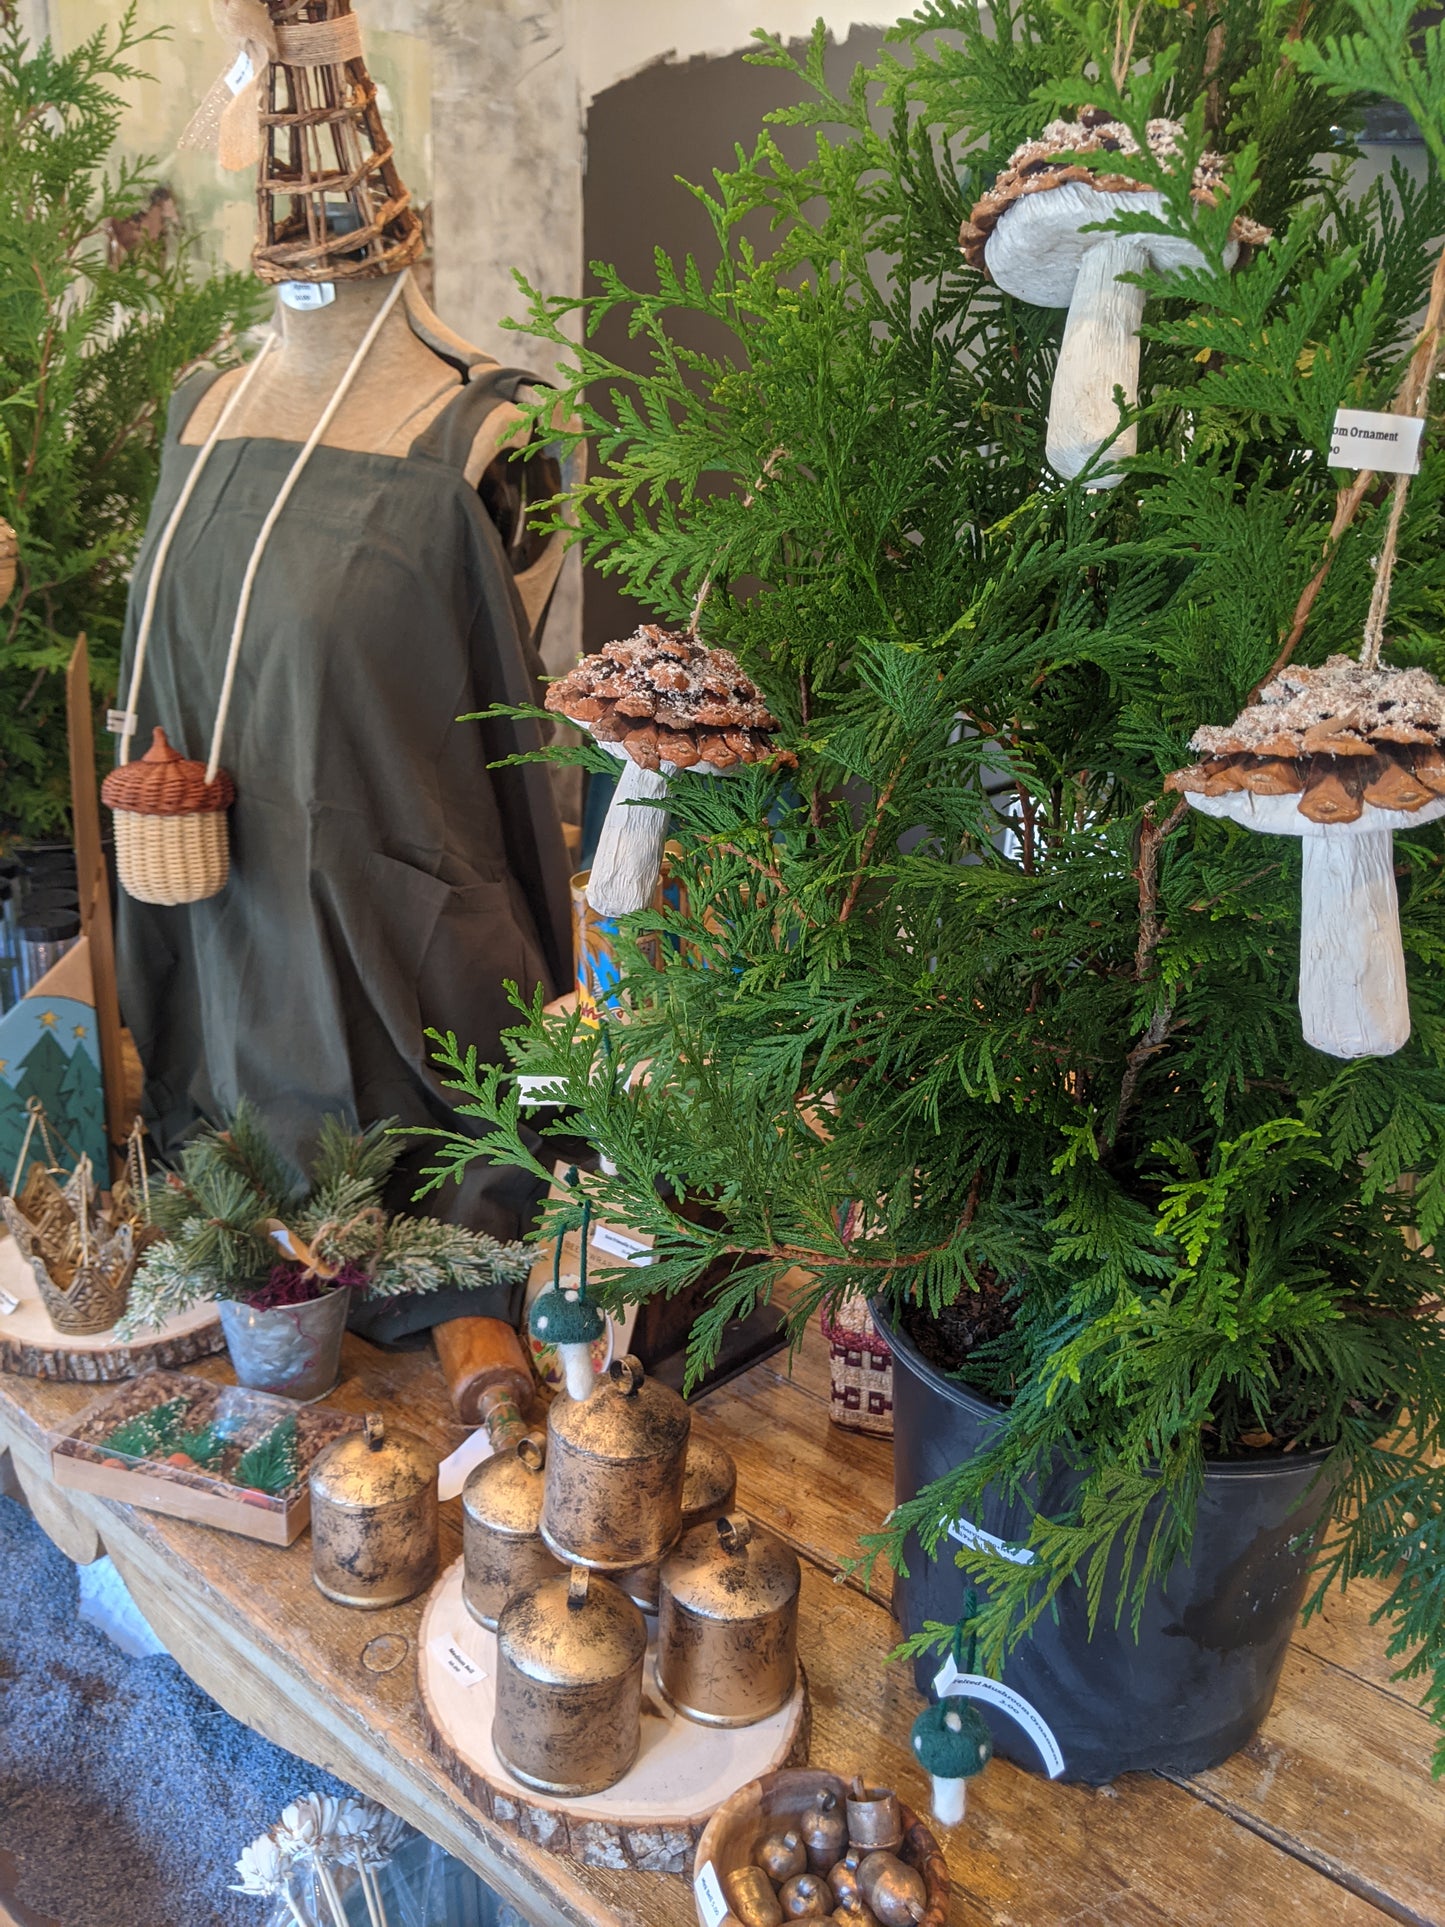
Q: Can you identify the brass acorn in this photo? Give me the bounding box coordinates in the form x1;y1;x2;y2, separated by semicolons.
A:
801;1789;848;1872
779;1872;833;1918
754;1830;808;1883
856;1852;927;1927
827;1856;863;1911
725;1864;784;1927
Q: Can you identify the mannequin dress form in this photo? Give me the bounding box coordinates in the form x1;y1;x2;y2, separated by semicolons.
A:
114;273;574;1336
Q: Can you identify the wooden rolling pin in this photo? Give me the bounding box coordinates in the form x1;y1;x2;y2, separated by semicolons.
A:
433;1316;534;1448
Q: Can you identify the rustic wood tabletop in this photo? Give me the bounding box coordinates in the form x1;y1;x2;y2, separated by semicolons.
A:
0;1321;1438;1927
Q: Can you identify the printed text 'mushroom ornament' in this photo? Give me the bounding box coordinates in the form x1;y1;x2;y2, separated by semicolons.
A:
1168;656;1445;1058
961;114;1268;487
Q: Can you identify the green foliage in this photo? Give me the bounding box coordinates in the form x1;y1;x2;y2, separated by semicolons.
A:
234;1416;299;1496
431;0;1445;1761
102;1395;187;1459
0;7;262;836
117;1098;530;1333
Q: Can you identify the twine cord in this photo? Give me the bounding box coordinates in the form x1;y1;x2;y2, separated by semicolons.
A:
118;333;279;765
204;268;409;783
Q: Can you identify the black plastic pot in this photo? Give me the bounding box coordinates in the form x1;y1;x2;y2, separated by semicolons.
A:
879;1305;1334;1783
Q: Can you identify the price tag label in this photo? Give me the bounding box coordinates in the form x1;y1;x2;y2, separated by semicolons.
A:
436;1426;493;1503
430;1638;485;1687
1329;407;1425;475
278;281;337;312
947;1513;1036;1566
224;48;256;95
932;1658;1066;1779
694;1860;730;1927
592;1223;653;1265
105;710;137;739
0;1289;18;1317
516;1071;566;1106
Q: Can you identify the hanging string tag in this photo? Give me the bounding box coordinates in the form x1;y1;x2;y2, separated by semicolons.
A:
106;710;138;739
1329;408;1425;476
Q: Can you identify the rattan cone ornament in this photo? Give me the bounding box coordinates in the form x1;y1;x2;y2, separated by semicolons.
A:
102;726;236;906
252;0;423;283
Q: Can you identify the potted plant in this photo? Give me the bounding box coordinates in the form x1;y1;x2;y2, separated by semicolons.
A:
119;1102;530;1400
419;0;1445;1780
0;7;261;839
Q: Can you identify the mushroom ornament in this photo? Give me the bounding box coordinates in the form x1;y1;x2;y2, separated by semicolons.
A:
910;1698;994;1827
528;1285;605;1401
1167;655;1445;1059
961;113;1269;486
545;624;795;918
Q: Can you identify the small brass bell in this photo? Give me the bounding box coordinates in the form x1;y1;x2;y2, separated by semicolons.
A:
309;1414;438;1609
801;1788;848;1872
779;1871;833;1918
493;1566;647;1796
857;1852;927;1927
725;1864;784;1927
830;1906;880;1927
754;1829;807;1883
461;1431;561;1631
542;1354;689;1568
846;1779;903;1853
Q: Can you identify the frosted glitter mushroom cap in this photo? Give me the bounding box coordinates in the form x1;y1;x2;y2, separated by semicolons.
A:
1167;656;1445;1060
546;625;796;919
961;113;1270;486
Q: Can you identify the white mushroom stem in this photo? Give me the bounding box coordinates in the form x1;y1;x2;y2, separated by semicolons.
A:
1046;235;1148;486
1299;829;1410;1058
558;1340;598;1402
929;1775;968;1827
587;757;670;917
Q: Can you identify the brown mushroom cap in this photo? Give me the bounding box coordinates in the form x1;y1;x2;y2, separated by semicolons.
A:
960;113;1271;278
545;624;796;774
1166;656;1445;816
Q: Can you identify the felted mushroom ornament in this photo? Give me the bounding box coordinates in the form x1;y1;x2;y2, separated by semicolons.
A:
1168;656;1445;1058
961;113;1269;485
545;624;795;918
528;1285;605;1401
910;1698;994;1827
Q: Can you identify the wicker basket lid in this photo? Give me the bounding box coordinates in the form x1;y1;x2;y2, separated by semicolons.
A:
101;726;236;815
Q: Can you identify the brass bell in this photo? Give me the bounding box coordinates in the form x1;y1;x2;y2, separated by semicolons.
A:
607;1433;737;1612
658;1514;800;1726
779;1871;833;1918
754;1829;807;1882
309;1414;438;1609
801;1788;848;1872
493;1566;647;1796
846;1780;903;1853
462;1431;562;1631
856;1852;927;1927
724;1864;783;1927
682;1433;737;1530
541;1354;690;1568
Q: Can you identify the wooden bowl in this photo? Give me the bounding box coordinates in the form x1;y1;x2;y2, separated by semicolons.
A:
693;1766;950;1926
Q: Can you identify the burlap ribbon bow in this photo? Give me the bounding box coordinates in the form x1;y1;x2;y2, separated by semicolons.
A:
181;0;364;173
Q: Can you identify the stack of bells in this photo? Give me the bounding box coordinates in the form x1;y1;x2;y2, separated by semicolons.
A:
728;1784;928;1927
462;1348;803;1799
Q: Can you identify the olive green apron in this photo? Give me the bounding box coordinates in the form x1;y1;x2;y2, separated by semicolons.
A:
115;363;572;1332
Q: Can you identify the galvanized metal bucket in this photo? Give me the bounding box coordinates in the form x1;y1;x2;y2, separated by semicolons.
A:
218;1285;350;1402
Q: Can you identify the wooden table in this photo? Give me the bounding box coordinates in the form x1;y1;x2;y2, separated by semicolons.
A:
0;1326;1440;1927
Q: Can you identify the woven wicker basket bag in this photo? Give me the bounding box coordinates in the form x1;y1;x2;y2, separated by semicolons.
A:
101;727;236;907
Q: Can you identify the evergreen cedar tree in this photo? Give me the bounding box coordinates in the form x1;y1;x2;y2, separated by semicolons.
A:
413;0;1445;1765
0;8;261;837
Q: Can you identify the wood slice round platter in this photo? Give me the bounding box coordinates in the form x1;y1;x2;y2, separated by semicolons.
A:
418;1557;811;1874
0;1231;224;1381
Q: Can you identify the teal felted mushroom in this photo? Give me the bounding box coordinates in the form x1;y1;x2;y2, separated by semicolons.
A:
910;1698;993;1827
529;1286;605;1400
